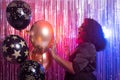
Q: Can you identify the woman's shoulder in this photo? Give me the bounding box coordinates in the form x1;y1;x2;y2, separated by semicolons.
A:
77;42;96;56
78;42;96;50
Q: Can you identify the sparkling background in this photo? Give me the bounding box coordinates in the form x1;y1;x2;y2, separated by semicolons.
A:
0;0;120;80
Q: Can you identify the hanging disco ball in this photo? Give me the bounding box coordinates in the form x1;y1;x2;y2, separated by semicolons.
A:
6;0;31;30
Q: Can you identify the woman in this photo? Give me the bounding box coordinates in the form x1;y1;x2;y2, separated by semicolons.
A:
50;18;106;80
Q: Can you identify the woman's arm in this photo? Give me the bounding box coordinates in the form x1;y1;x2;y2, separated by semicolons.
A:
53;54;75;74
50;45;75;74
50;43;96;74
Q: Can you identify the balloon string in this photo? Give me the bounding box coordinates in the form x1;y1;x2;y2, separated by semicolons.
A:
19;30;22;37
19;30;24;38
41;54;43;65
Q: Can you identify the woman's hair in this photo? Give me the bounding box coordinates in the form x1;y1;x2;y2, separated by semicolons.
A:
80;18;106;51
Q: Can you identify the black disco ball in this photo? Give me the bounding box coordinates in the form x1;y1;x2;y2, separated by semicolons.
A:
6;0;31;30
2;35;29;63
18;60;45;80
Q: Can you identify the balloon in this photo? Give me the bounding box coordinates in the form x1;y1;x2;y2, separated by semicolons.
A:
2;35;29;63
29;20;54;50
6;0;31;30
29;49;52;71
18;60;45;80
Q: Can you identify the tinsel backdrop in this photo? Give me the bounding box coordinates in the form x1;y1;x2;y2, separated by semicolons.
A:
0;0;120;80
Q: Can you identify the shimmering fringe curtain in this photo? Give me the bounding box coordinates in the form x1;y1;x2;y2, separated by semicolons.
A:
0;0;120;80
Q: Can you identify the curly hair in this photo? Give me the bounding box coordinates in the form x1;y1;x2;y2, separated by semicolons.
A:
79;18;106;51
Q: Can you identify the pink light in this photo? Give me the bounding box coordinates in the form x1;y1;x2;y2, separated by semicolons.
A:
43;53;46;59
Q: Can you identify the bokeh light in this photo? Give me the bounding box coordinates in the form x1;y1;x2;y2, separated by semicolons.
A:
43;53;46;59
102;27;112;39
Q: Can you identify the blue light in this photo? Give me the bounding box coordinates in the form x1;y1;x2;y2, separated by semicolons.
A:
102;27;112;39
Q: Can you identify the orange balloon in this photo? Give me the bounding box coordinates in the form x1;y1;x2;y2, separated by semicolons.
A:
29;48;53;71
29;20;54;50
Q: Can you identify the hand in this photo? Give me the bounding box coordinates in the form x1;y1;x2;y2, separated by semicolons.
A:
49;41;57;59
